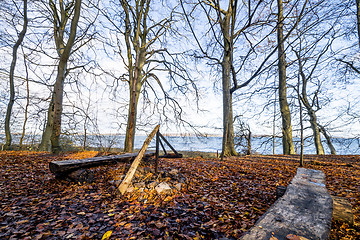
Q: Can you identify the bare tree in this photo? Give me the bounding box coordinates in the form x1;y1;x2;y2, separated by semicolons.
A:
181;0;270;157
100;0;196;153
294;49;325;155
286;0;346;155
36;0;99;153
4;0;28;150
234;116;252;155
181;0;309;157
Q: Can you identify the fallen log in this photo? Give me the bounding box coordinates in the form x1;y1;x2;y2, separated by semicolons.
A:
49;151;155;176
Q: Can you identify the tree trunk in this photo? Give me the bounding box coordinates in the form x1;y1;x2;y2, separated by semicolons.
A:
319;124;336;155
277;0;295;155
301;82;325;155
356;0;360;47
299;99;304;167
297;50;325;155
124;84;141;152
221;10;237;158
247;130;252;155
4;0;28;150
39;95;54;151
19;50;29;149
307;109;325;155
124;51;144;152
51;60;67;154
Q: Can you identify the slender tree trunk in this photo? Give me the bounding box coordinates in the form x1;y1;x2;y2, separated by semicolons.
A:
277;0;295;155
124;82;141;152
319;124;336;154
83;117;87;150
124;46;144;152
356;0;360;47
298;89;304;167
307;109;325;155
273;82;277;155
297;51;325;155
39;96;54;151
247;130;252;155
19;49;29;149
51;60;67;154
4;0;28;150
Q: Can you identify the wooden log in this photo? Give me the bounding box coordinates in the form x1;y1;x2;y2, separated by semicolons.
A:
118;125;160;195
49;151;155;175
332;196;354;225
155;131;160;173
159;133;181;157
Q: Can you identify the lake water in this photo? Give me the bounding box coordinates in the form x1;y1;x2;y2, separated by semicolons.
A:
80;135;359;155
1;134;358;155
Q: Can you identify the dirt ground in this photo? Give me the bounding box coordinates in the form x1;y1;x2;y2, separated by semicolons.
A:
0;151;359;239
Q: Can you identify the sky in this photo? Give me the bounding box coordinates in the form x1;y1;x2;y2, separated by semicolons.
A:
0;0;359;145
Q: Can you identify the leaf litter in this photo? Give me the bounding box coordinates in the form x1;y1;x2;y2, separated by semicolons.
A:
0;151;359;239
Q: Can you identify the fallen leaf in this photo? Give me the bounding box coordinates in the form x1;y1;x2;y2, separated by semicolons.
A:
101;230;112;240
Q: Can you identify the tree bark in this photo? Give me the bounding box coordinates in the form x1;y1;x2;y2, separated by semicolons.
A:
124;47;145;152
124;82;141;152
51;60;67;153
306;108;324;155
277;0;295;155
39;95;54;151
4;0;28;150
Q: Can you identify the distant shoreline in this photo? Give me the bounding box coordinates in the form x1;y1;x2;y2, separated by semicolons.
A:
0;132;357;139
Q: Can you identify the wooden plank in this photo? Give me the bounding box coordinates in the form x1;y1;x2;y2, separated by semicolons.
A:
117;125;160;195
241;168;333;240
49;151;155;175
158;133;182;158
155;131;160;173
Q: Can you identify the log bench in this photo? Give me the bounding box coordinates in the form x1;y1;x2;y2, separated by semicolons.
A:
241;168;333;240
49;151;155;176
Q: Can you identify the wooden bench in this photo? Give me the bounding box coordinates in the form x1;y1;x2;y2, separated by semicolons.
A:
49;151;155;176
241;168;333;240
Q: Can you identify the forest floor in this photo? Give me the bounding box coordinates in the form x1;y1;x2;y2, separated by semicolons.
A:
0;151;359;240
